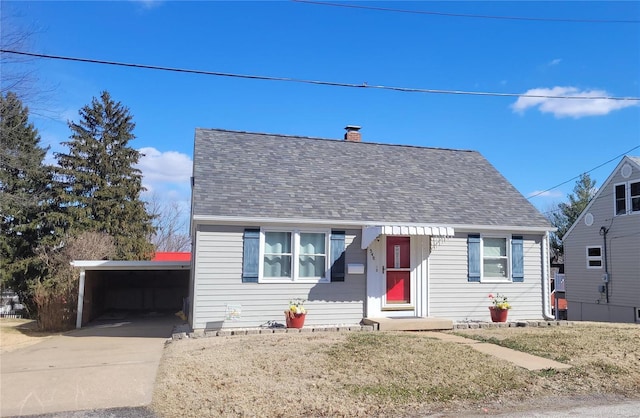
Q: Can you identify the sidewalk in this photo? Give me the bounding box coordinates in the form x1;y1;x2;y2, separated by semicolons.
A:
422;331;571;371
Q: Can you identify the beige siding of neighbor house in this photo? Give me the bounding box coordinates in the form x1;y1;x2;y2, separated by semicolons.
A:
428;232;545;321
564;161;640;323
191;224;366;330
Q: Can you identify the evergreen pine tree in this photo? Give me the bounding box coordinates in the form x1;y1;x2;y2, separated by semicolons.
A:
0;92;57;313
55;91;155;260
549;173;597;261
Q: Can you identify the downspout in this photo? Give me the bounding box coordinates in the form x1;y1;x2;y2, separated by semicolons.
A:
542;231;555;320
600;227;610;303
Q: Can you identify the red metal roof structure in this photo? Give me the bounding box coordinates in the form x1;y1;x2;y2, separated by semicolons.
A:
152;252;191;262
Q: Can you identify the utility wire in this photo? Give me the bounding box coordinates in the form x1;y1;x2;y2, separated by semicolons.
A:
527;145;640;200
292;0;640;24
2;49;639;102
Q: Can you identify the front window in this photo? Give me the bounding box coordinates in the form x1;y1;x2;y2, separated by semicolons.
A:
483;237;508;279
586;246;602;269
261;229;329;282
263;232;292;278
299;233;326;278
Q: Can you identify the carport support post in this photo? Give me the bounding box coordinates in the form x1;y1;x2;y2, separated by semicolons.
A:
76;269;86;329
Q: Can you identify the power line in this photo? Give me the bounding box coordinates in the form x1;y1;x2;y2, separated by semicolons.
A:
292;0;640;24
2;49;639;102
527;145;640;200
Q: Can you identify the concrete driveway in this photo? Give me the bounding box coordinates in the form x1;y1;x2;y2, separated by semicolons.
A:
0;314;181;417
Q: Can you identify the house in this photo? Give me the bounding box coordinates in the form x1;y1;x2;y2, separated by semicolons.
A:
563;156;640;323
188;126;555;331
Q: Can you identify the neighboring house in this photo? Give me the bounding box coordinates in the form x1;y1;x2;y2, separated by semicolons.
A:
188;126;554;330
563;156;640;323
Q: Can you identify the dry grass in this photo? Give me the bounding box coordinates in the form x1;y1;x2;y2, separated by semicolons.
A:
151;324;640;417
0;318;56;353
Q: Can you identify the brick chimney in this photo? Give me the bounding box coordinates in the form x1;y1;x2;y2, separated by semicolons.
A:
344;125;361;142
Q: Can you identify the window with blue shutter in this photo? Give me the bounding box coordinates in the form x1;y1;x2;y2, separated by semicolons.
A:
511;236;524;282
242;229;260;283
330;231;346;282
468;234;481;282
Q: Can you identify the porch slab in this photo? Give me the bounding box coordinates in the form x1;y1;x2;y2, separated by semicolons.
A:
363;317;453;331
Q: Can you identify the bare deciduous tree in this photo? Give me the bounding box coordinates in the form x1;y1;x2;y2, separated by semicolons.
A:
146;193;191;253
33;232;115;331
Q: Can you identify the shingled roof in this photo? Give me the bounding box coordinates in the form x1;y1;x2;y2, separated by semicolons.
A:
192;128;551;229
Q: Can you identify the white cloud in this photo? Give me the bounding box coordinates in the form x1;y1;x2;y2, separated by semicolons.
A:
548;58;562;67
130;0;163;10
137;147;192;189
512;86;639;118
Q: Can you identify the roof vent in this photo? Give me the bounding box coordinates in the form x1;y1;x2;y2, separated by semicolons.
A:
344;125;361;142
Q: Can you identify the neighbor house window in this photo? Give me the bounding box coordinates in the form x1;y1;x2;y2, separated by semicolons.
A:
468;235;523;283
631;181;640;213
260;229;330;282
614;181;640;216
586;246;602;269
615;183;627;215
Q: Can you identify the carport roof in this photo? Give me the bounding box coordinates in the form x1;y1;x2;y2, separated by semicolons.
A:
71;260;190;270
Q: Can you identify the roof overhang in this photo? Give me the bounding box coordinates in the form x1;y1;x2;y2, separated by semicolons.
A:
71;260;190;271
361;225;455;249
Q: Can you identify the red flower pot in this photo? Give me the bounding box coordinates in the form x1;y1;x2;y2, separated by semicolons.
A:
285;312;306;328
489;307;508;322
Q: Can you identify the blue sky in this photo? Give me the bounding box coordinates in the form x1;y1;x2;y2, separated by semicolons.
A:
3;1;639;221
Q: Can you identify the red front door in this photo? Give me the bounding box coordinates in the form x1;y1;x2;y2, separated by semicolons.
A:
386;236;411;304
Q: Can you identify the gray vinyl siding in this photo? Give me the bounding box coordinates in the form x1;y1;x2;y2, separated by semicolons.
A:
564;161;640;323
429;232;545;321
191;224;366;330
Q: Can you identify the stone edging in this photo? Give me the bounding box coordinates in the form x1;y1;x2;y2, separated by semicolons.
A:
454;320;574;329
171;320;574;341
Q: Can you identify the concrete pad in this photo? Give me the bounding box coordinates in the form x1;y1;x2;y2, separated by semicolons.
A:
421;331;571;371
363;317;453;331
0;314;181;417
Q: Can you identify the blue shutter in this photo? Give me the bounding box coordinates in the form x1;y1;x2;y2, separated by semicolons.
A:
511;236;524;282
330;231;346;282
242;229;260;283
468;234;481;282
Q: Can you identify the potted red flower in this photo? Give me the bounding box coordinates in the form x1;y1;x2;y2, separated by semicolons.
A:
488;293;511;322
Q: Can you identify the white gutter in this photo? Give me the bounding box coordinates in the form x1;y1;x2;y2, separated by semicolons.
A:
192;215;555;233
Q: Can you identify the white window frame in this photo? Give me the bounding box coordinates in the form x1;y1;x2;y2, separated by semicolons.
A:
586;246;603;269
614;181;627;216
258;228;331;283
614;180;640;216
480;234;511;283
630;180;640;214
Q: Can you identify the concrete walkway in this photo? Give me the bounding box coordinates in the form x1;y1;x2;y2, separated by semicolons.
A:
422;332;572;371
0;314;181;417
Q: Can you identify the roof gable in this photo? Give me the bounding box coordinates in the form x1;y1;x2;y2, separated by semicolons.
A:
564;155;640;240
192;128;551;229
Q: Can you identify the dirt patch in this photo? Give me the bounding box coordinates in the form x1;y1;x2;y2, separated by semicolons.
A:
151;324;640;417
0;318;57;352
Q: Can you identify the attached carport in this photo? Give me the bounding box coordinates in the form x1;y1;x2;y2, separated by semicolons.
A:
72;260;190;328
